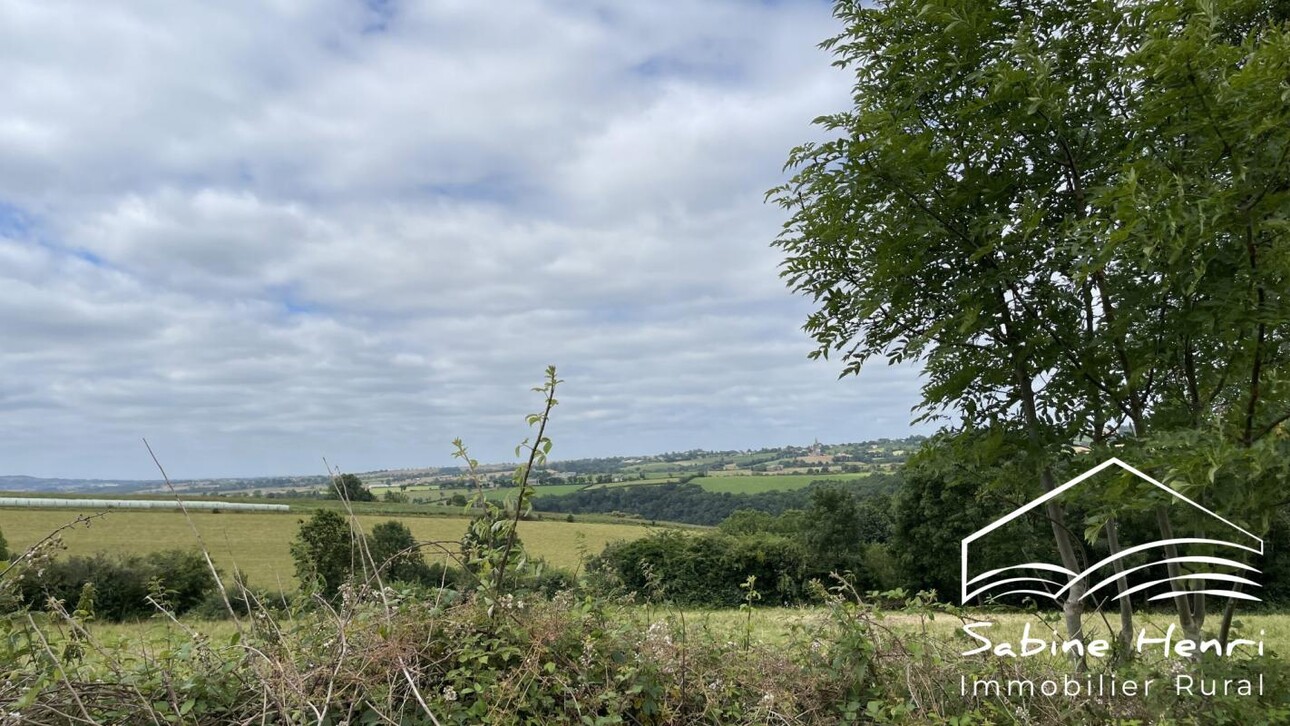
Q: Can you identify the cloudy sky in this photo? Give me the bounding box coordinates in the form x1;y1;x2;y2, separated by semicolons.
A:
0;0;929;480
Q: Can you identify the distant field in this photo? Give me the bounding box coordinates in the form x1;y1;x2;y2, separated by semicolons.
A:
0;508;651;587
585;477;678;490
693;472;871;493
577;472;874;494
375;484;589;501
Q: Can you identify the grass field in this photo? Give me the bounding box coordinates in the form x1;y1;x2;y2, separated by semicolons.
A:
371;484;588;500
580;473;876;494
585;477;679;490
438;484;588;500
0;507;652;587
692;472;872;493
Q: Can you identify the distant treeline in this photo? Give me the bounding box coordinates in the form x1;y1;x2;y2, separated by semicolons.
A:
532;475;899;526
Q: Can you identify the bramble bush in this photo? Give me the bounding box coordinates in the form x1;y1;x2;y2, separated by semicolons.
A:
3;571;1287;724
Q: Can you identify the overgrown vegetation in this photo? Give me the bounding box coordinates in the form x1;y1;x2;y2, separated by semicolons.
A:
3;564;1286;724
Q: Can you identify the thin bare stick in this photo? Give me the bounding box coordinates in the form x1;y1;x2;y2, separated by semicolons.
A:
322;457;393;614
143;438;244;636
0;511;108;581
398;658;444;726
23;612;99;725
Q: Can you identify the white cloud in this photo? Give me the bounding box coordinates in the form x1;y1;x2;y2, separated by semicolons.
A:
0;0;932;479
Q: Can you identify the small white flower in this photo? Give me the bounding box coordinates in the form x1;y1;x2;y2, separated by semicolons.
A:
442;686;458;702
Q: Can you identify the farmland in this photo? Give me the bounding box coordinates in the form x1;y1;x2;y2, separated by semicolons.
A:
0;506;654;586
691;472;872;493
396;483;589;502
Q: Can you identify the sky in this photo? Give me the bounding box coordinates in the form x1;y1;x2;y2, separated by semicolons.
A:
0;0;931;480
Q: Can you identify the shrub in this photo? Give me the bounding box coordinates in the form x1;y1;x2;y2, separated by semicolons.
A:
10;549;216;621
368;520;432;585
290;509;361;598
589;530;815;607
191;570;293;619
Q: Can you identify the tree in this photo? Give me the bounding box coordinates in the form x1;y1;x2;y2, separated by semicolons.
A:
290;509;359;598
804;488;862;575
892;431;1054;601
718;510;776;536
368;520;430;584
329;473;375;502
771;0;1290;649
772;0;1146;649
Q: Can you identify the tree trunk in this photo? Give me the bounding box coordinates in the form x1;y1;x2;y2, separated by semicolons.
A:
1192;582;1207;632
1104;516;1135;661
997;286;1086;669
1155;506;1199;641
1219;588;1241;646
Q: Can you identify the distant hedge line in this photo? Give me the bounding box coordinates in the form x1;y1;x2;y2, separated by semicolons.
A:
533;475;898;525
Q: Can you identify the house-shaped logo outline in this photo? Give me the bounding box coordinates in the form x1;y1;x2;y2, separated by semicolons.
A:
960;457;1264;604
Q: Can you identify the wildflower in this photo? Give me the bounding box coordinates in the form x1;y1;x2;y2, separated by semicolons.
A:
442;686;458;702
579;636;597;669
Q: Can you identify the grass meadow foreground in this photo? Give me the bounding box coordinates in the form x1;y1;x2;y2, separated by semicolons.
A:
4;576;1288;725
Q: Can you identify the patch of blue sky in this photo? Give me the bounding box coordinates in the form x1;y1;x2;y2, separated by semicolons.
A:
417;173;525;206
630;52;745;85
0;201;34;238
268;284;321;317
362;0;397;34
74;250;106;267
0;203;111;269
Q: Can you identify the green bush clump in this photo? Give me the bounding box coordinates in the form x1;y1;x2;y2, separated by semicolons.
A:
590;530;816;607
8;548;215;621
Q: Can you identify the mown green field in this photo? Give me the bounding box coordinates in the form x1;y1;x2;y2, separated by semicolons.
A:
692;472;872;493
582;472;875;494
586;477;678;490
373;484;588;500
0;508;652;587
448;484;588;499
